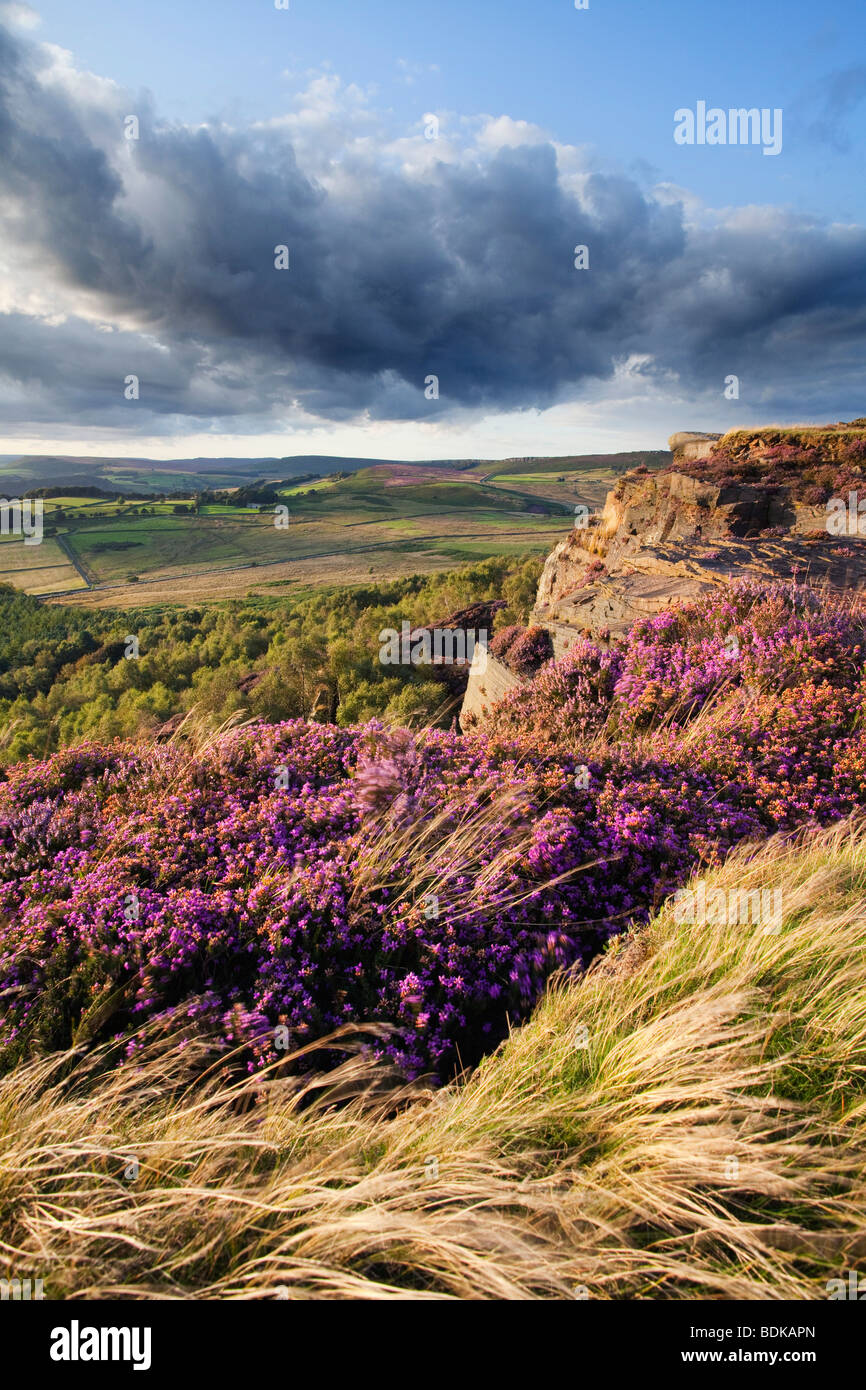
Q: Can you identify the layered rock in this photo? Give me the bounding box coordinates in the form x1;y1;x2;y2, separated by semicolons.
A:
535;534;866;653
460;426;866;726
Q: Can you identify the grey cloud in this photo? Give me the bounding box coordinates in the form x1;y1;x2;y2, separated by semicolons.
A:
1;23;866;433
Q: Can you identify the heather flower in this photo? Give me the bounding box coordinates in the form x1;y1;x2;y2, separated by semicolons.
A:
354;727;426;823
1;581;865;1084
506;625;554;674
489;625;525;661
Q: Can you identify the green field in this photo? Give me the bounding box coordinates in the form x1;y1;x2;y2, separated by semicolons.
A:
466;450;669;478
62;484;565;588
0;454;643;608
39;497;187;518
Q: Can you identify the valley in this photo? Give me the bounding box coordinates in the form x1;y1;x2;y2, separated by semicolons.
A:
0;451;655;606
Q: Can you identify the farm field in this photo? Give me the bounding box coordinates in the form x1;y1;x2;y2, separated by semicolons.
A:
0;536;85;594
0;454;644;608
467;452;669;508
52;520;567;608
33;462;588;607
46;548;458;608
38;496;186;516
465;450;669;478
482;469;616;508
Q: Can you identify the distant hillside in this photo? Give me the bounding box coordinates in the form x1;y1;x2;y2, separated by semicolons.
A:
468;450;671;477
0;450;655;606
0;454;420;496
0;450;664;498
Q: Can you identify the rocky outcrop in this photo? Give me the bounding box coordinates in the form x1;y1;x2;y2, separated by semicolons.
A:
533;468;824;615
668;430;721;464
459;645;524;726
459;426;866;727
410;599;506;698
601;468;814;550
534;534;866;649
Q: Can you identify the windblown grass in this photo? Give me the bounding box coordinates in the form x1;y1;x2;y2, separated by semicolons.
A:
1;817;865;1299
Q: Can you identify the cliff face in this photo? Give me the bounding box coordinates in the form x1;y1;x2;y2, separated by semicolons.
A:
533;531;866;652
460;425;866;726
534;472;826;615
458;642;524;726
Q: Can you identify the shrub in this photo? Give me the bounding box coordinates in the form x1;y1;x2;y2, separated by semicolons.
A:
2;581;865;1085
0;720;755;1080
506;625;553;674
488;624;524;661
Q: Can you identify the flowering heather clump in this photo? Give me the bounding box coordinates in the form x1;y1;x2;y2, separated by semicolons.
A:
0;717;755;1081
488;624;525;661
674;678;861;829
353;727;427;823
484;638;623;744
668;430;866;504
760;444;823;468
677;434;866;500
571;559;606;591
489;623;553;673
506;625;554;674
485;579;866;828
1;580;865;1084
670;447;741;485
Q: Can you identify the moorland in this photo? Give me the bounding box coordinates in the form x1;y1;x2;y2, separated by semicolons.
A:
2;426;865;1301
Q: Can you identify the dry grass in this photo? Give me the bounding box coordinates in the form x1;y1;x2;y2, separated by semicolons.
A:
1;819;865;1300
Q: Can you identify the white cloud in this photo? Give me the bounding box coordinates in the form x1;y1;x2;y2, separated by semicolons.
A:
0;3;41;30
476;115;549;150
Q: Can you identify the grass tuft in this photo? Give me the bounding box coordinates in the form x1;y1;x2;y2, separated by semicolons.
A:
2;818;865;1299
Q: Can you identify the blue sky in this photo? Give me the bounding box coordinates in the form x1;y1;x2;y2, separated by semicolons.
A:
1;0;865;457
27;0;866;218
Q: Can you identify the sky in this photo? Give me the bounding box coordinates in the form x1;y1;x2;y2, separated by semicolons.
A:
1;0;865;459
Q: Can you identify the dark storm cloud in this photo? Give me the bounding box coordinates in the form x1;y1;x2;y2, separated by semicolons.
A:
1;22;866;432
